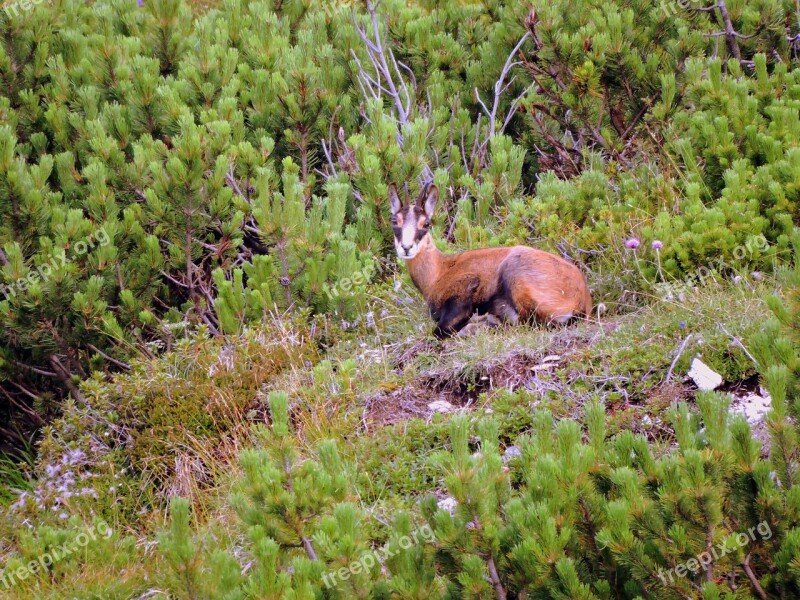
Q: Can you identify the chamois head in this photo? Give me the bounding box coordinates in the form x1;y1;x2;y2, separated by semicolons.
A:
388;183;438;260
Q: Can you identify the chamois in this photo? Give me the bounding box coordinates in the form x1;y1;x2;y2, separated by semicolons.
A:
389;183;592;338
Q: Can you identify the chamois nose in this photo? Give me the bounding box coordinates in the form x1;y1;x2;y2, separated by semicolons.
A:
401;244;412;255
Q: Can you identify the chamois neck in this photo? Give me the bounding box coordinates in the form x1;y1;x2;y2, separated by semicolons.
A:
405;234;448;300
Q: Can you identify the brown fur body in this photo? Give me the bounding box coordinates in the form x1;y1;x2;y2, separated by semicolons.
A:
406;235;592;337
389;183;591;338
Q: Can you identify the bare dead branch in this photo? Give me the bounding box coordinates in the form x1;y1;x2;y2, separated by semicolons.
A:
712;0;743;62
472;32;532;167
475;32;532;141
351;0;411;129
88;344;131;370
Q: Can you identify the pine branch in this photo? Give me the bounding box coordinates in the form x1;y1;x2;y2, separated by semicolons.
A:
87;344;131;370
704;524;715;583
486;555;506;600
225;165;249;202
349;0;435;185
694;1;743;63
0;385;44;426
666;334;692;382
302;536;318;561
742;552;767;600
719;325;759;368
48;354;88;407
11;360;58;378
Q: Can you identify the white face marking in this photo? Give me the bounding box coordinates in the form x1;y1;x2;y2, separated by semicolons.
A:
396;219;421;259
393;208;427;260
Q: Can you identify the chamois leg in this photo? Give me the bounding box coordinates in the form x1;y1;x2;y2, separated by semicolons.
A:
457;313;503;337
482;292;519;325
547;312;574;325
434;315;471;339
494;301;519;324
432;300;474;339
505;282;575;325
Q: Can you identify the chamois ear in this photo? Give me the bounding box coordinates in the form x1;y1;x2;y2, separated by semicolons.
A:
388;183;402;215
418;184;438;219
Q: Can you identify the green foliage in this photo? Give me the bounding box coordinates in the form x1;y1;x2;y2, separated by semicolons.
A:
0;446;33;508
354;416;450;497
8;321;314;527
159;497;245;600
233;391;351;552
514;0;705;169
0;516;139;599
157;386;800;598
151;237;800;598
752;230;800;502
2;0;800;441
655;55;799;268
2;0;800;595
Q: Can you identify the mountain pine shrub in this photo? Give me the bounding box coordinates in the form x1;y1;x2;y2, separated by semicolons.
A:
2;4;800;576
152;232;800;598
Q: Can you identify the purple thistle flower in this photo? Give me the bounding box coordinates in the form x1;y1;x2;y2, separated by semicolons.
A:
625;238;640;249
651;240;663;250
679;321;686;329
137;0;144;6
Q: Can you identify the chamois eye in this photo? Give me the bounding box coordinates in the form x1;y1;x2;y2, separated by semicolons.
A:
423;220;430;228
391;216;397;225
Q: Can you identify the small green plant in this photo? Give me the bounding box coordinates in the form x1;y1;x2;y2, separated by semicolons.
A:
0;437;34;507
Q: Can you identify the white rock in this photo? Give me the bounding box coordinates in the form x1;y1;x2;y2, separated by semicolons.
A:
532;355;561;372
688;358;723;391
428;400;454;413
730;392;772;425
